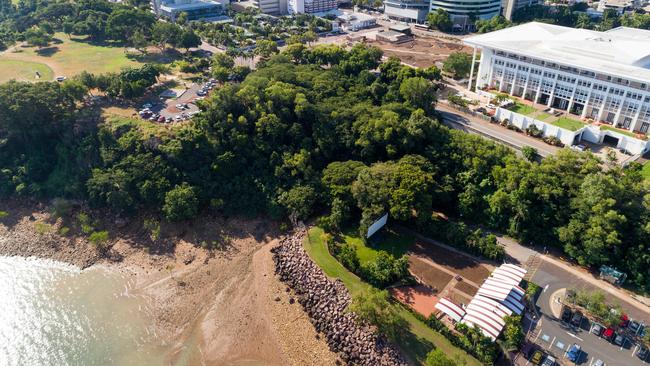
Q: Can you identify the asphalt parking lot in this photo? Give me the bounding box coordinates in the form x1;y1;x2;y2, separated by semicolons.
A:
525;260;649;365
138;81;213;123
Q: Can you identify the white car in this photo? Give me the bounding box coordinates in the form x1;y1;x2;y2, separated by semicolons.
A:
55;76;67;82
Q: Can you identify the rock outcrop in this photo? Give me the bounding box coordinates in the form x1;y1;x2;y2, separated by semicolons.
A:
272;229;407;366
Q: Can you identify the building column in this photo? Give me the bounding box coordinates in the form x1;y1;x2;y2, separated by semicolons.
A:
534;80;543;104
487;57;495;89
510;67;519;96
499;69;506;92
581;87;594;119
596;87;611;122
521;68;532;100
547;73;560;108
613;99;625;127
468;47;477;92
630;105;644;132
566;78;580;113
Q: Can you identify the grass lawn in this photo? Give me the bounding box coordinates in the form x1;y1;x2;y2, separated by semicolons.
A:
641;163;650;181
509;102;536;116
0;33;143;82
600;124;638;138
0;59;54;82
103;115;185;139
304;227;481;366
552;116;584;131
536;112;553;121
340;228;414;265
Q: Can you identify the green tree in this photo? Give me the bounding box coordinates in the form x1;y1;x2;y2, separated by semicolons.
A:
255;39;279;59
130;29;148;53
163;183;199;221
503;315;524;350
24;27;52;49
178;30;201;52
277;185;317;222
348;288;406;341
425;349;462;366
427;9;453;32
399;76;437;113
522;146;537;162
443;52;472;79
151;22;181;52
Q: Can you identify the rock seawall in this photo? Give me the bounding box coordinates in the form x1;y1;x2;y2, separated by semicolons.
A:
272;229;408;366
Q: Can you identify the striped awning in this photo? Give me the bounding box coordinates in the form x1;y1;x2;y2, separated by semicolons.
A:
458;264;527;341
435;297;465;322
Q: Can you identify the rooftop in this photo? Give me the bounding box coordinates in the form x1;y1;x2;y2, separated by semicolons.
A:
160;0;222;11
463;22;650;84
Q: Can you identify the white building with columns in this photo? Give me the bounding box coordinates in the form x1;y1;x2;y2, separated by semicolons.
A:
463;22;650;135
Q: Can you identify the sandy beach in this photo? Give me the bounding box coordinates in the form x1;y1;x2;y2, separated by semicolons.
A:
0;199;339;366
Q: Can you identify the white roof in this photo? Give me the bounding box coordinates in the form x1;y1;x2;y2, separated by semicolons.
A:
435;297;465;322
458;264;527;341
463;22;650;84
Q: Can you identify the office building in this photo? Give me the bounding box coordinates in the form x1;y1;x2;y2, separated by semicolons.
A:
383;0;430;23
429;0;501;25
464;22;650;134
287;0;337;13
503;0;541;20
153;0;225;21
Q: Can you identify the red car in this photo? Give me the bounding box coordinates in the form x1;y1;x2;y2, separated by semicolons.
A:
602;327;615;340
619;314;630;328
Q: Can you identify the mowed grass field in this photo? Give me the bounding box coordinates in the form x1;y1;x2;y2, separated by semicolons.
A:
0;59;54;82
304;227;481;366
0;33;142;83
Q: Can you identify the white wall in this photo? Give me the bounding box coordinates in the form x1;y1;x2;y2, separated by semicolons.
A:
495;108;650;155
495;108;580;146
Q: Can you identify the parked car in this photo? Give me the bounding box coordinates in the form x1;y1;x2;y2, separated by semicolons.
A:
157;116;165;123
571;311;584;327
620;314;630;328
142;103;152;109
613;332;626;347
55;76;67;82
629;320;642;334
561;307;572;323
636;345;648;360
591;323;604;336
593;359;604;366
530;350;544;365
602;327;615;341
566;344;581;363
541;355;556;366
571;144;587;152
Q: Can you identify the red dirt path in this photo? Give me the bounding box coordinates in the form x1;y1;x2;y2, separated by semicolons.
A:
391;285;438;317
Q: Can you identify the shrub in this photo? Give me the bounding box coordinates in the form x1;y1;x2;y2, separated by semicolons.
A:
88;230;109;248
542;136;564;147
0;210;7;219
34;222;52;235
522;146;538;162
163;183;199;222
336;243;361;273
525;124;543;138
360;252;409;287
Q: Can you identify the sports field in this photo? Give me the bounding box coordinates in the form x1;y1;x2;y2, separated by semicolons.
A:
0;34;142;83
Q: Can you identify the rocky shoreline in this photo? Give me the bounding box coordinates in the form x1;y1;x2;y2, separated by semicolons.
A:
272;228;408;366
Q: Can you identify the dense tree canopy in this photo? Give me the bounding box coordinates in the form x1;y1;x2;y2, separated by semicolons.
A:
0;40;649;292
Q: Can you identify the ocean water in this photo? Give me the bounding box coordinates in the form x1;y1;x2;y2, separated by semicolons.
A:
0;256;167;366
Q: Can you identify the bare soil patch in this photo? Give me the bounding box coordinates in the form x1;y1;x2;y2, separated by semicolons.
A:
454;281;478;297
367;37;471;68
410;242;490;285
408;255;453;293
391;285;439;317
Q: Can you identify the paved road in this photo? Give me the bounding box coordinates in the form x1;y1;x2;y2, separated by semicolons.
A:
436;103;561;157
526;259;649;366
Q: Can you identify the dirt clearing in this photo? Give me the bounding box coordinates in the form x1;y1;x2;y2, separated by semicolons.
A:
410;242;491;285
368;37;471;68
